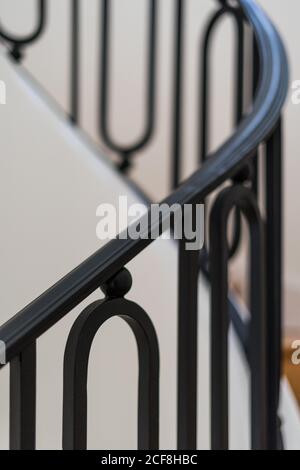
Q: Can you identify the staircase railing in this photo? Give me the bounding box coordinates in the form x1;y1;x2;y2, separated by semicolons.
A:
0;0;288;450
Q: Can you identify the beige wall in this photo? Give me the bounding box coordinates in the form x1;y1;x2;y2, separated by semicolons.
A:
1;0;299;328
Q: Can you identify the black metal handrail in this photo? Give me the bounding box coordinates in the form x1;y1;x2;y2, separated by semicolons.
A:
0;0;289;451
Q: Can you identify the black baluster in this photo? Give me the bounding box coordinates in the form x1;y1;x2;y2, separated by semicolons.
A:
63;268;159;450
99;0;157;172
70;0;80;124
210;185;267;450
265;119;283;450
199;4;246;258
234;10;244;125
230;8;245;258
10;343;36;449
177;203;200;449
251;34;260;196
171;0;185;189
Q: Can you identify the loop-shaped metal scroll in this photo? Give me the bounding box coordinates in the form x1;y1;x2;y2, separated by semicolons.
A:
99;0;157;171
209;184;267;450
0;0;46;60
63;297;159;450
199;5;246;259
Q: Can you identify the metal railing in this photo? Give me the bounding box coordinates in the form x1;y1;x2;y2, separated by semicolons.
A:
0;0;288;450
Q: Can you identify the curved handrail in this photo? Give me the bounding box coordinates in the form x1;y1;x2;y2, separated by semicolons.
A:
0;0;289;362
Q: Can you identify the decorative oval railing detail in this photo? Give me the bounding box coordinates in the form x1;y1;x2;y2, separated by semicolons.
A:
63;269;159;450
99;0;158;172
0;0;46;61
199;3;249;259
209;185;267;450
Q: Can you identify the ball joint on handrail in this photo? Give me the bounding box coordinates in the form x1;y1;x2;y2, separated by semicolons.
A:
100;268;133;299
217;0;239;10
232;162;254;184
10;44;23;62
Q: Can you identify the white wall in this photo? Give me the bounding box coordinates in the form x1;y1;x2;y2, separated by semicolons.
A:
0;0;299;329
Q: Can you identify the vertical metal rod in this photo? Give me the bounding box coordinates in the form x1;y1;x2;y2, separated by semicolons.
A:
145;0;158;147
210;203;229;450
70;0;80;124
248;204;267;450
172;0;185;189
251;34;260;195
99;0;111;145
9;343;36;450
265;119;283;449
177;206;199;449
230;11;245;258
235;12;244;126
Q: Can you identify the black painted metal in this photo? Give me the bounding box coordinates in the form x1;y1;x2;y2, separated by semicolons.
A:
9;343;36;450
0;0;289;451
177;206;200;449
265;119;283;450
199;3;247;259
199;2;247;162
172;0;185;189
230;9;245;257
0;0;46;61
235;10;245;126
70;0;80;124
210;185;267;450
99;0;157;172
199;5;225;165
251;34;260;195
63;272;159;449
